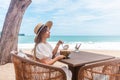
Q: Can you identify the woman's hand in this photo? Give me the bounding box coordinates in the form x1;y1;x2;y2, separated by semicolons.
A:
55;55;65;60
52;40;64;58
57;40;64;46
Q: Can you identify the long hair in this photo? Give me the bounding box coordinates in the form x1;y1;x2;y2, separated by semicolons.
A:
33;26;48;60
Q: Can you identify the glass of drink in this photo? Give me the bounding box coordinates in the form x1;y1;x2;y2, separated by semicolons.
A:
75;43;81;52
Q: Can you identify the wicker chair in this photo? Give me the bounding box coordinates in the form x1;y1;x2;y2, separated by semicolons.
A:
11;51;67;80
78;58;120;80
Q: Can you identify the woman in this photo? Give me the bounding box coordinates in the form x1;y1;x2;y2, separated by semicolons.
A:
33;21;72;80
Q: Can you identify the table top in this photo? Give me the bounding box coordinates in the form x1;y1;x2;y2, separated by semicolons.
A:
60;51;115;67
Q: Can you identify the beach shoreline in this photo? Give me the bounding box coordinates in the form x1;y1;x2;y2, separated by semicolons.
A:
18;42;120;50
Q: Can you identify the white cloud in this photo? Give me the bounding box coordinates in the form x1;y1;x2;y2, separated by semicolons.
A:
82;0;120;14
0;0;10;31
0;0;10;9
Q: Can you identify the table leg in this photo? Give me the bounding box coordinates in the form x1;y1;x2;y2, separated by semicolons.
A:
69;66;81;80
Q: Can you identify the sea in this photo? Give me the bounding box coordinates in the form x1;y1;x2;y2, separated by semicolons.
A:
18;35;120;43
18;35;120;50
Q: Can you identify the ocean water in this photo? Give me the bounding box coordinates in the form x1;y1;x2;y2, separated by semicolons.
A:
18;35;120;44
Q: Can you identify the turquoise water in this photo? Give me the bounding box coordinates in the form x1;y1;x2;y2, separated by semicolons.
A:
18;35;120;43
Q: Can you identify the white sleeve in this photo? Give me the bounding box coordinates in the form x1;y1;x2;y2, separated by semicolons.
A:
35;44;50;59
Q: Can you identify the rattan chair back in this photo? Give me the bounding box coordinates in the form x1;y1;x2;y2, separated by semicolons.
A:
78;58;120;80
11;52;67;80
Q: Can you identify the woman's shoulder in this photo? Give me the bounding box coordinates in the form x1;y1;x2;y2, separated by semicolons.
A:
36;43;45;48
46;42;51;46
37;42;46;44
37;43;44;46
37;42;50;47
37;42;50;45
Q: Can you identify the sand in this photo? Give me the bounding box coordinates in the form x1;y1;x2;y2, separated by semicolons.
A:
0;63;15;80
0;49;120;80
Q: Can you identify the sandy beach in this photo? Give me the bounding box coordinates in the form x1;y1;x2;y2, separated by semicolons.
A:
0;49;120;80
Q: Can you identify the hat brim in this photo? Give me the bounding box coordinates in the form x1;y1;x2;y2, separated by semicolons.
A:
45;21;53;29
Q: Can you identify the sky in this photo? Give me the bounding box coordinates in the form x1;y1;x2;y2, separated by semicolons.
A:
0;0;120;36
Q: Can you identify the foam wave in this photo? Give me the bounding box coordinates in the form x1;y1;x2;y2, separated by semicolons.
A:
18;42;120;50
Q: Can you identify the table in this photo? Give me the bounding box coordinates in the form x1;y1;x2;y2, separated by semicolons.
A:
60;51;115;80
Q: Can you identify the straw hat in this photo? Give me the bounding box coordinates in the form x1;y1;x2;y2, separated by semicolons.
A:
34;21;53;35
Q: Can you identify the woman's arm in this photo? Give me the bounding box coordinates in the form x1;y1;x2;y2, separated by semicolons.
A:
52;40;63;58
40;55;65;65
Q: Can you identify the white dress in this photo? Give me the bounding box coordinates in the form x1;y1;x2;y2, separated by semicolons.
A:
36;42;72;80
